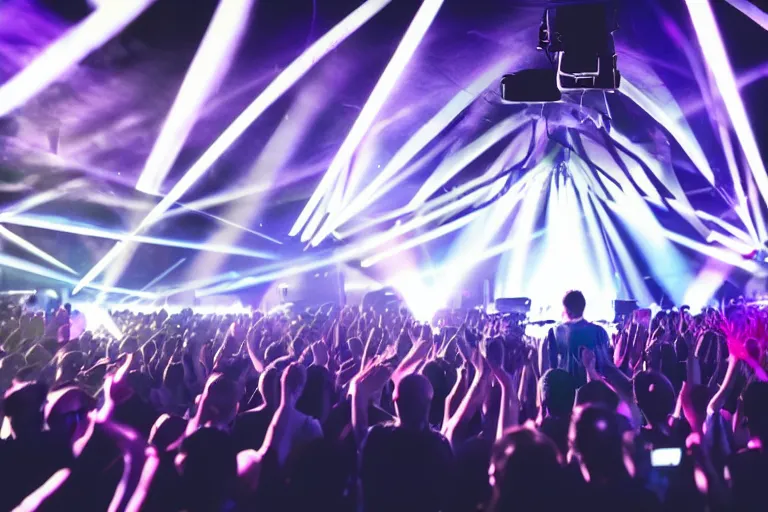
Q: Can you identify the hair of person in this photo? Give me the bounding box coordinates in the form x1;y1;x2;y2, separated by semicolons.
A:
633;370;676;425
258;365;281;407
540;369;576;418
296;365;334;422
488;427;565;512
282;362;307;398
575;380;620;411
149;413;187;451
393;373;433;428
569;404;626;477
562;290;586;320
742;381;768;441
178;427;238;511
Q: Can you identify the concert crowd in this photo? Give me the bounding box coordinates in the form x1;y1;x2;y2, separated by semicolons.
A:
0;290;766;511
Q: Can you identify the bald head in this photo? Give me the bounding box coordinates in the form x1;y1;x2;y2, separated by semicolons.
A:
394;373;433;429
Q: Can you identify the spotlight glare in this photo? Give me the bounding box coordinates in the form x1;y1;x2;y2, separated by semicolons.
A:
0;0;157;117
292;0;445;241
0;225;77;275
4;215;277;260
0;252;155;298
72;0;391;296
312;61;515;243
135;0;257;195
724;0;768;31
685;0;768;208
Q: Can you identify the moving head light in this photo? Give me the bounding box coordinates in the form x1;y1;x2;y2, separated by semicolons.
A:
501;1;620;103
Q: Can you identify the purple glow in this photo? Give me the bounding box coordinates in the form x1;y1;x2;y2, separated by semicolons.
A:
135;0;256;195
314;63;510;242
291;0;445;242
0;252;155;299
724;0;768;31
685;0;768;209
71;0;391;295
6;214;277;260
0;0;157;117
0;225;77;275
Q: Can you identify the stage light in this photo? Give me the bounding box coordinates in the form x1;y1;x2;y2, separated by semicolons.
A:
406;115;529;210
724;0;768;31
0;0;157;117
185;83;326;281
72;302;123;340
72;0;391;296
0;225;77;275
685;0;768;208
292;0;445;242
363;164;540;268
4;215;277;259
0;252;156;298
312;60;515;243
696;211;753;245
138;258;187;293
664;230;763;274
135;0;257;195
620;79;715;186
0;180;85;221
569;159;654;307
361;212;481;268
682;260;733;314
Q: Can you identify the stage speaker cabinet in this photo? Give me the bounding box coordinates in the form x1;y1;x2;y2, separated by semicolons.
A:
613;299;638;321
495;297;532;314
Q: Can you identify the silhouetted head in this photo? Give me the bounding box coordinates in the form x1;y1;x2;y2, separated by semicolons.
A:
177;427;237;512
3;381;47;439
569;405;628;481
422;361;449;427
540;369;576;418
56;351;85;383
281;363;307;405
394;373;433;429
45;386;95;444
347;337;364;360
742;381;768;442
633;370;675;426
149;414;186;451
489;427;565;512
575;380;619;410
163;362;185;392
119;336;139;355
563;290;586;320
197;373;242;429
297;365;334;423
258;365;281;408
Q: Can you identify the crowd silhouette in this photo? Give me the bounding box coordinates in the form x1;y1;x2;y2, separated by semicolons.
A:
0;290;766;511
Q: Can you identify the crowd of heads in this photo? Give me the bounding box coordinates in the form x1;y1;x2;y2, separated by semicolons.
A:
0;290;766;511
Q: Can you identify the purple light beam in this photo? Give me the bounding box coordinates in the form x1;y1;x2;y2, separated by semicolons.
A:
685;0;768;212
0;0;157;117
135;0;257;195
71;0;392;296
290;0;445;242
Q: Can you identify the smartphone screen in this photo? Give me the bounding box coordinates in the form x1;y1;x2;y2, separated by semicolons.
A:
651;447;682;467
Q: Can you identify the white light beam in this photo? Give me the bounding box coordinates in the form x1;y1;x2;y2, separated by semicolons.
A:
0;0;157;117
135;0;257;194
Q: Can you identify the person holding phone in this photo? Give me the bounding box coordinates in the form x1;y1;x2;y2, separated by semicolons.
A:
546;290;610;387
